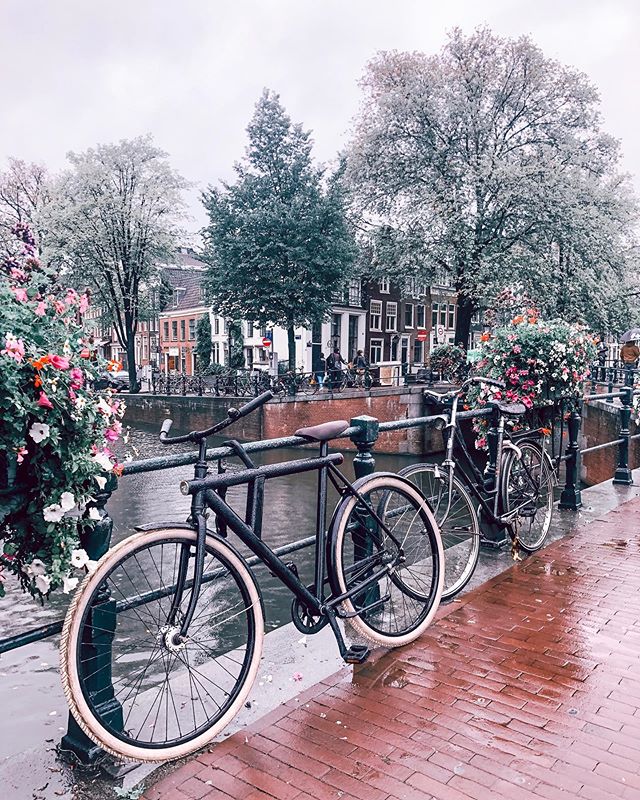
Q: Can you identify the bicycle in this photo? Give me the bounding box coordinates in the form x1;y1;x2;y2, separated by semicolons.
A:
397;376;554;600
330;366;372;392
272;368;319;396
60;391;444;762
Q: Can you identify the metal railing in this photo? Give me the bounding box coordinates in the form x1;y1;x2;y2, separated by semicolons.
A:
0;364;638;765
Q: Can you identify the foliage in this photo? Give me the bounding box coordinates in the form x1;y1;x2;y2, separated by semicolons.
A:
226;320;245;369
195;314;212;371
345;27;638;343
429;344;466;377
203;90;356;368
42;135;189;392
468;299;596;447
0;226;125;599
0;159;53;259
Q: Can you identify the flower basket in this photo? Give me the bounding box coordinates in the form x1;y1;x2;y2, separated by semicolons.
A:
0;225;125;599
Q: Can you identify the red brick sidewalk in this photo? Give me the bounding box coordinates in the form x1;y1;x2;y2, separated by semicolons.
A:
144;498;640;800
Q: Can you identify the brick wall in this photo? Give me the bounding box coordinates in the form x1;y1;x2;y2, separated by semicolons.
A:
580;401;639;486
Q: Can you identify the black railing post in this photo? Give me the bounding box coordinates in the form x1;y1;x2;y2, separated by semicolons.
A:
61;474;123;764
181;373;187;396
198;375;203;396
350;415;380;605
607;367;614;404
166;374;172;396
613;385;634;485
151;370;156;395
559;401;583;510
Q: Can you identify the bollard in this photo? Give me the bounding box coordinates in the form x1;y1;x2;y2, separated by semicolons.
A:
349;415;380;605
613;385;634;485
61;474;122;764
559;401;582;509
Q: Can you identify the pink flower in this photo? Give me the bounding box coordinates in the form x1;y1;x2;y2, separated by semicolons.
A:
53;300;65;314
48;354;70;370
512;345;522;354
10;267;27;282
16;446;28;464
68;388;76;401
34;301;47;317
11;287;28;302
69;367;84;389
65;288;78;306
78;293;90;314
522;396;534;409
1;334;25;363
104;426;120;442
37;391;54;409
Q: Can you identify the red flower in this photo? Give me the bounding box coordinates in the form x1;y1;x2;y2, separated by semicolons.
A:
48;354;70;370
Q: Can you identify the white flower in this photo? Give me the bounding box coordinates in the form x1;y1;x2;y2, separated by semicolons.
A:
87;507;101;521
43;503;64;523
29;423;50;444
94;475;107;490
71;549;90;569
96;397;112;416
28;559;47;576
35;574;51;594
74;396;87;410
60;492;76;512
62;576;79;594
86;560;98;574
91;451;113;471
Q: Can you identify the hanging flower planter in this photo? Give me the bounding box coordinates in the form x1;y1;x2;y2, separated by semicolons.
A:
0;225;125;599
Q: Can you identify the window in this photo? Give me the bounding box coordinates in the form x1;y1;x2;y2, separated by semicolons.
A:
212;342;220;363
413;340;424;364
246;320;254;338
173;288;186;307
348;279;361;306
171;321;178;341
416;304;425;328
404;303;414;328
189;318;196;340
390;336;399;361
431;302;439;328
163;321;169;341
199;286;207;303
379;277;390;293
370;300;382;331
439;304;447;327
214;317;220;335
386;302;397;332
448;304;455;329
370;338;383;364
180;320;186;340
331;313;342;341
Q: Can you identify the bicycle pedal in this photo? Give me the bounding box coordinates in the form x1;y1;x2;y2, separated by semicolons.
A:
343;645;370;664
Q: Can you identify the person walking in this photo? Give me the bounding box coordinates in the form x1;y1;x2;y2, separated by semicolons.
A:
620;339;639;371
326;347;346;390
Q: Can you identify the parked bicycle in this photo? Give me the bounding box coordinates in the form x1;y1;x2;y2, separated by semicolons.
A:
272;367;319;396
60;391;444;762
331;366;373;392
397;376;554;600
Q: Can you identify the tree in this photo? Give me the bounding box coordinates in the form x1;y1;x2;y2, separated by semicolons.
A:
195;314;212;372
345;28;638;343
202;90;356;369
44;136;188;392
0;159;53;258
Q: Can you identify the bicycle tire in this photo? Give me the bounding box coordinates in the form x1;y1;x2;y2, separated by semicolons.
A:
60;528;264;762
500;442;554;552
329;473;444;647
398;464;480;600
300;377;319;395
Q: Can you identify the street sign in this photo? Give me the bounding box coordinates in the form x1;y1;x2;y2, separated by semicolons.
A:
416;328;428;342
436;325;445;344
261;337;272;347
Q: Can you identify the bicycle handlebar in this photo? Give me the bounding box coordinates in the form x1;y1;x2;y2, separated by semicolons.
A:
159;390;274;445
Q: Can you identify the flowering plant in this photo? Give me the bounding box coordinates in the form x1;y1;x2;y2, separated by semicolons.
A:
430;343;466;380
468;300;596;448
0;225;125;598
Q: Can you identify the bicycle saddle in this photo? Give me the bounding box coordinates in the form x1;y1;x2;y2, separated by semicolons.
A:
487;400;526;417
295;420;350;441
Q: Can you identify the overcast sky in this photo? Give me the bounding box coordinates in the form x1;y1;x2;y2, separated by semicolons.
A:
2;0;639;234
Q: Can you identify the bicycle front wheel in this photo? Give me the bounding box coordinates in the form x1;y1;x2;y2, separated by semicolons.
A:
60;528;264;762
329;474;443;647
398;464;480;600
500;442;554;552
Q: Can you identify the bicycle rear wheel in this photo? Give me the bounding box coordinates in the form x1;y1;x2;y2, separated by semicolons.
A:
60;528;263;762
329;474;443;647
500;442;554;552
398;464;480;600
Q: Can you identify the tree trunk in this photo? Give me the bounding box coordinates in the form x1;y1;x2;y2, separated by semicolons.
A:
125;325;140;394
287;324;296;371
454;293;475;349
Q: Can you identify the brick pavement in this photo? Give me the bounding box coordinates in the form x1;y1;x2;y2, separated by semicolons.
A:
144;497;640;800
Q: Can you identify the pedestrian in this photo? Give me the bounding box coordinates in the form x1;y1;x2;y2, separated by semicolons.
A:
597;340;608;367
326;347;346;390
620;339;639;371
316;352;326;389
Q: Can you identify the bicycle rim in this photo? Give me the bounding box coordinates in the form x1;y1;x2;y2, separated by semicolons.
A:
399;464;480;599
501;444;553;552
60;529;263;762
330;474;443;647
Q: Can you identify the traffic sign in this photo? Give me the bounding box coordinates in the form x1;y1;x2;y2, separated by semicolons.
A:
416;328;427;342
436;325;445;344
261;337;272;347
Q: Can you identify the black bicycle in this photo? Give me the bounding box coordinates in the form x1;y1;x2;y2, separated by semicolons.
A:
60;391;443;762
398;376;554;600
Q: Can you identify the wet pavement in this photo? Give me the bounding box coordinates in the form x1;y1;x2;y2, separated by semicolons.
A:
142;491;640;800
